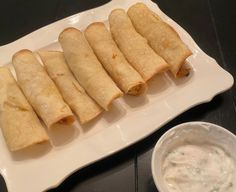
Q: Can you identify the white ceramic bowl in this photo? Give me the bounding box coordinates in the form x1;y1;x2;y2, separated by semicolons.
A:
151;121;236;192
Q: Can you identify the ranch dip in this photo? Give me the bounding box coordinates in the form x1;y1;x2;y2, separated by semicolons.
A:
162;143;236;192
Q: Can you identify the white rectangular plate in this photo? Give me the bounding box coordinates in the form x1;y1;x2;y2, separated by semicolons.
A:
0;0;233;191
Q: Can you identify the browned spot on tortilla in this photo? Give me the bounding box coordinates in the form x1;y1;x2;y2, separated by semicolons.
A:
112;53;117;59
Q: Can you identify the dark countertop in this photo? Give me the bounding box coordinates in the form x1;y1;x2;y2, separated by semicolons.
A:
0;0;236;191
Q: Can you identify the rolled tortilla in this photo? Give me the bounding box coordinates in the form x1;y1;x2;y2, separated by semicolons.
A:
38;51;103;124
85;22;146;95
109;9;169;82
59;27;123;110
12;49;75;128
0;67;49;151
127;3;192;77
